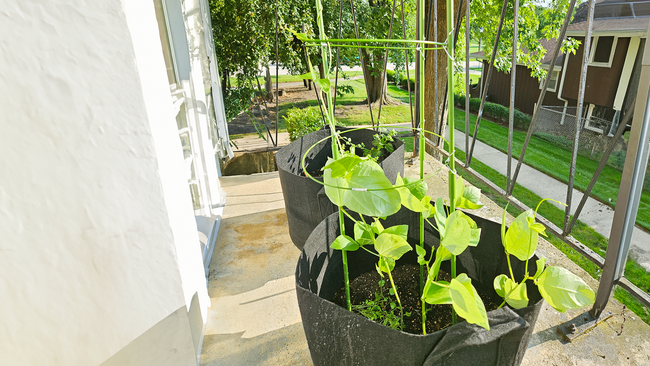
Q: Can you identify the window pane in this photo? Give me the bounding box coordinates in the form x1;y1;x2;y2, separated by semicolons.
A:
594;4;633;18
548;70;559;90
153;0;178;86
633;2;650;16
593;36;614;63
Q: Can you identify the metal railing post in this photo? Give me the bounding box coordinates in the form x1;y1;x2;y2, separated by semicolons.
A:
508;0;576;195
506;0;519;192
591;54;650;317
564;0;595;233
466;0;507;167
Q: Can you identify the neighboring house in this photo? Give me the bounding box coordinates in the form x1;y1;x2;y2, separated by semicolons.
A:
1;0;232;365
471;0;649;137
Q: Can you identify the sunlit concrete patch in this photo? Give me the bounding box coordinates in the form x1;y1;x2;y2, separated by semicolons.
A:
205;275;301;339
219;172;285;219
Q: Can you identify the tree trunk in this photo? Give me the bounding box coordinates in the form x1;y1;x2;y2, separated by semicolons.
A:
265;66;273;101
424;0;465;159
221;69;229;96
361;50;397;105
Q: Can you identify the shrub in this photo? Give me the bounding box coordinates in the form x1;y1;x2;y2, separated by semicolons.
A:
284;107;327;141
454;94;531;130
386;69;416;92
533;132;572;149
224;87;254;122
386;69;397;83
607;150;627;171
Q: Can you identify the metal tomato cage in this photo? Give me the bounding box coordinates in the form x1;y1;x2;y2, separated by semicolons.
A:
269;0;650;339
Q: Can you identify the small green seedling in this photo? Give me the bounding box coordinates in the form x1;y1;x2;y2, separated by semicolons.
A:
352;279;411;331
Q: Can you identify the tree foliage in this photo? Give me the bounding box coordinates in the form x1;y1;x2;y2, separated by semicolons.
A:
209;0;315;89
464;0;580;80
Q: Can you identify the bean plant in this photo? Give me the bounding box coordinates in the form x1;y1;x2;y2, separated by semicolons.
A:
296;0;595;335
494;200;596;313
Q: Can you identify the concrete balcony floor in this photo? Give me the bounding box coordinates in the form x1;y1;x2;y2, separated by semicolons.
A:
200;155;650;365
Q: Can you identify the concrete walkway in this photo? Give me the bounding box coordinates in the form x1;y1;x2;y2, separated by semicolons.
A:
200;158;650;365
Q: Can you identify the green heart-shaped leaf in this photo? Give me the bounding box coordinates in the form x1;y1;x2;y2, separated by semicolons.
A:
421;198;435;219
423;281;452;305
323;155;364;178
504;209;538;261
330;235;359;251
493;274;508;298
456;185;483;210
494;274;528;308
323;160;349;206
502;279;529;309
441;211;472;255
433;198;447;234
343;160;401;217
381;225;408;240
354;222;374;246
402;176;428;200
375;233;412;260
395;174;427;212
536;266;595;313
317;78;331;93
449;274;489;330
371;219;384;235
415;245;427;265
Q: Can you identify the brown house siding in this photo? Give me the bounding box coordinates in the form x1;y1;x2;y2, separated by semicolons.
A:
471;63;566;115
561;37;630;108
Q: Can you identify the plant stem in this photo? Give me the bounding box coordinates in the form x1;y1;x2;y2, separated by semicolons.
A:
417;0;427;335
340;210;351;311
316;0;350;312
506;253;515;281
386;266;405;330
446;0;457;326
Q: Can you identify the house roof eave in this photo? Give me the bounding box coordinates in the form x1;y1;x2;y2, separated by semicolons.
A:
566;29;648;37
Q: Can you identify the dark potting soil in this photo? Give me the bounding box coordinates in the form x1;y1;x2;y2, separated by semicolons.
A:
307;169;324;178
333;264;501;335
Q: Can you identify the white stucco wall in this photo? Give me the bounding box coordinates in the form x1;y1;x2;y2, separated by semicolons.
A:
0;1;208;365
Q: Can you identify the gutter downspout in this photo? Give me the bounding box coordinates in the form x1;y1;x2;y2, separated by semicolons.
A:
556;47;571;125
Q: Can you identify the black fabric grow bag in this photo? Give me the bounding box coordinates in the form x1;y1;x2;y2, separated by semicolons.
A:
296;208;544;366
276;127;404;249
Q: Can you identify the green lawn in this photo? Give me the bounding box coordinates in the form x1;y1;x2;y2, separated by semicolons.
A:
452;109;650;232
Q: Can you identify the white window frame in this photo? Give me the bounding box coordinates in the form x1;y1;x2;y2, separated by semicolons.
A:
539;69;560;92
589;36;618;68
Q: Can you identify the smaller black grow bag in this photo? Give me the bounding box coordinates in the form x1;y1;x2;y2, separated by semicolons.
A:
276;127;404;249
296;208;543;366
